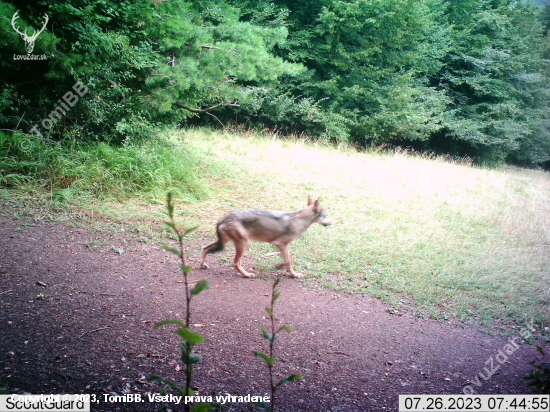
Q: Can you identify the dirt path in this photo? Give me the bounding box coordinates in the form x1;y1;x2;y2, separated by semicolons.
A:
0;214;546;411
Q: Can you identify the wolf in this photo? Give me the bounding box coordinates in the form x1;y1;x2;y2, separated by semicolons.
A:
200;196;331;278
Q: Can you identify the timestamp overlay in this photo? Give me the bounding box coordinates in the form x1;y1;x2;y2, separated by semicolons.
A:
399;395;549;412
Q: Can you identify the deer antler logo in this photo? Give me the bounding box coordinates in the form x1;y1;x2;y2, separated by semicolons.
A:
11;11;49;54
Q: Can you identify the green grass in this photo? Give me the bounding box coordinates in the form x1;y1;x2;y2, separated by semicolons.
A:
0;131;207;203
1;128;549;333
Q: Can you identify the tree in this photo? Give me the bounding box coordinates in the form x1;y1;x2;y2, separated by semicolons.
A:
231;0;450;143
431;0;550;164
0;0;301;143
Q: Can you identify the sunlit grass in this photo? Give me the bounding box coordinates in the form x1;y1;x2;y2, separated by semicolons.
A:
175;129;550;331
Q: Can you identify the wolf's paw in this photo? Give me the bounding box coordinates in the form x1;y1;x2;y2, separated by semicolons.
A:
290;272;304;279
201;262;209;269
235;265;255;278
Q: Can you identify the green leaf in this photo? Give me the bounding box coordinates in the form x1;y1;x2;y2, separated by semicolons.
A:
191;279;210;296
265;307;274;318
162;245;182;257
184;226;199;237
182;264;193;275
181;350;202;365
261;326;274;342
275;374;302;388
178;327;205;344
183;386;196;397
192;403;214;412
166;192;174;218
155;319;185;329
273;290;281;303
148;375;185;395
252;401;271;411
253;350;276;366
277;325;292;334
180;341;192;360
164;221;177;232
536;346;546;356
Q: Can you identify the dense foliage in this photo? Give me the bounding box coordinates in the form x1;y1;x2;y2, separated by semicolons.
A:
1;0;549;165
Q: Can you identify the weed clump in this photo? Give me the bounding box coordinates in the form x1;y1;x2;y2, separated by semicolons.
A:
525;346;550;394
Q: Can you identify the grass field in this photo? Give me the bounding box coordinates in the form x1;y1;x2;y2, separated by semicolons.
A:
2;129;549;333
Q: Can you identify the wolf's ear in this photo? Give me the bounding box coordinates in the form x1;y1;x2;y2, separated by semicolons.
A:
307;195;313;206
314;198;321;212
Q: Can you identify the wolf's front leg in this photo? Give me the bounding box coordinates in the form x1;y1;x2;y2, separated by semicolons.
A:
275;243;304;279
234;240;255;278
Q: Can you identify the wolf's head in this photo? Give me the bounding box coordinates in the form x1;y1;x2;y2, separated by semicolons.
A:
307;196;332;226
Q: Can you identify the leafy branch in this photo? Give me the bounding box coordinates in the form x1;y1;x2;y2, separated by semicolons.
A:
149;192;212;412
253;278;301;411
174;102;240;114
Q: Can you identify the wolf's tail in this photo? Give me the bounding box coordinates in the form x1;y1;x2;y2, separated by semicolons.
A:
205;224;224;254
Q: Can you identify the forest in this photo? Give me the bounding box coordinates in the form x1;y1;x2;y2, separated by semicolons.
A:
1;0;550;166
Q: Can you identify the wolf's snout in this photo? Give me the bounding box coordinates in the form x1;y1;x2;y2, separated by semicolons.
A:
320;217;332;226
